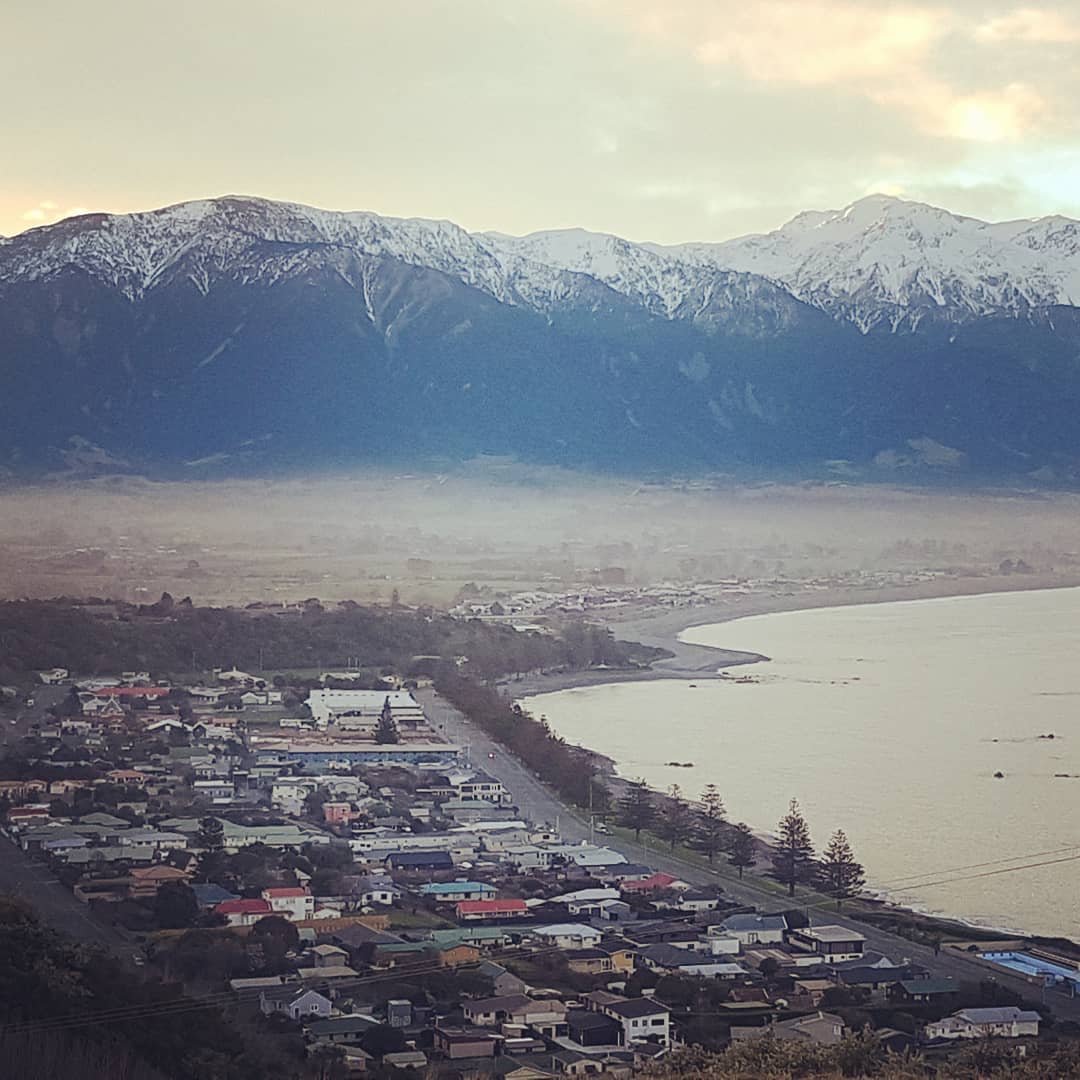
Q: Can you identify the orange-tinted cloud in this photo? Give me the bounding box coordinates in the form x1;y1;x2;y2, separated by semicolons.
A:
582;0;1062;141
975;8;1080;43
20;201;90;225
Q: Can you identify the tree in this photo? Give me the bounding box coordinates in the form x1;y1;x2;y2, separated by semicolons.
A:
374;697;399;744
772;797;815;897
154;881;199;929
197;815;224;853
195;816;226;882
820;828;866;909
657;784;693;850
693;784;727;862
617;778;655;840
727;822;756;879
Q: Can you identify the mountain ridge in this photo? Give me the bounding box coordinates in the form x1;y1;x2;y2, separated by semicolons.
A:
3;193;1080;482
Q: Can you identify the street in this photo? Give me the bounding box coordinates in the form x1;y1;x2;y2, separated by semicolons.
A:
0;834;127;953
417;687;1080;1022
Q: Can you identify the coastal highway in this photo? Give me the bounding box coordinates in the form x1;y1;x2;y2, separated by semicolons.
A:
417;687;1080;1022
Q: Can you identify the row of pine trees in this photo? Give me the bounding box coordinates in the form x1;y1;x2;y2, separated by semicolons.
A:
616;781;866;906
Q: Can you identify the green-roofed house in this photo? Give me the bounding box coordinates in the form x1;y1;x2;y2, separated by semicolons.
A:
888;978;961;1004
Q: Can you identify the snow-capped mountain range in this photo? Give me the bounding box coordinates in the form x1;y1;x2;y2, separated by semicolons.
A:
4;192;1080;332
3;193;1080;480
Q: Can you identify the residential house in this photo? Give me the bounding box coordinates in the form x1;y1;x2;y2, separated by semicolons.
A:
323;801;357;825
567;1010;622;1048
191;883;239;910
127;864;191;899
601;998;671;1048
435;1026;502;1060
620;872;688;896
456;899;529;922
716;914;788;947
888;979;960;1005
466;996;568;1039
344;874;400;907
306;1014;380;1045
420;881;498;903
734;1011;846;1047
447;771;511;804
216;898;273;926
192;779;235;801
925;1007;1041;1040
674;888;722;912
263;886;315;921
258;986;332;1020
309;944;350;968
788;925;866;964
639;944;745;980
532;924;603;949
477;961;530;997
386;851;455;872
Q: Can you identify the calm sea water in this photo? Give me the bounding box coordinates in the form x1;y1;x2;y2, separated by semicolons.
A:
522;588;1080;938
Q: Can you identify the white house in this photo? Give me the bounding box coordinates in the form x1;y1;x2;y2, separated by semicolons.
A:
707;933;742;956
716;914;788;947
925;1007;1041;1041
600;998;671;1048
259;987;332;1020
262;886;315;921
788;925;866;964
193;779;234;801
532;924;603;949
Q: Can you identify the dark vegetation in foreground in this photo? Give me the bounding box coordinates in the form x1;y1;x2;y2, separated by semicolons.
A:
0;897;300;1079
0;596;667;685
651;1039;1080;1079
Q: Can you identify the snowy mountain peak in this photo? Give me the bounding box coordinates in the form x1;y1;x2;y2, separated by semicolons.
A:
3;193;1080;333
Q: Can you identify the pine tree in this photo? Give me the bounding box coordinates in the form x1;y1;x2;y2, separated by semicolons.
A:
821;828;866;909
727;821;757;879
772;797;815;897
195;815;225;883
197;815;224;853
617;778;655;840
657;784;693;850
694;783;727;862
375;696;399;744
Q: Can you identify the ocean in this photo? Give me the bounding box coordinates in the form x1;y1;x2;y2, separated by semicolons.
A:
521;587;1080;937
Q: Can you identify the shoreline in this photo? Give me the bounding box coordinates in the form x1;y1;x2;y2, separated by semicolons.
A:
503;571;1080;698
506;571;1080;946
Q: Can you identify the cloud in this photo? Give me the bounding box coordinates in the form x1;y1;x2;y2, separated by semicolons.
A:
20;201;90;225
975;8;1080;43
583;0;1062;142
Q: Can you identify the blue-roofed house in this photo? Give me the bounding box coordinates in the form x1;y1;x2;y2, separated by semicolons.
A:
192;883;239;910
387;851;455;871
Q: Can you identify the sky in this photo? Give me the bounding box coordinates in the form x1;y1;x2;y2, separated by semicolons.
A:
3;0;1080;243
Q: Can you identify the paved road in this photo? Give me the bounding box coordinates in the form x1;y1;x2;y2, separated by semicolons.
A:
0;834;128;953
418;687;1080;1021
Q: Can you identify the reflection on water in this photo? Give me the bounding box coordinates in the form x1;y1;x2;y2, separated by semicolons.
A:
523;587;1080;937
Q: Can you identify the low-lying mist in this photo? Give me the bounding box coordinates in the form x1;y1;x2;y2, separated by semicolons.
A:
2;468;1079;608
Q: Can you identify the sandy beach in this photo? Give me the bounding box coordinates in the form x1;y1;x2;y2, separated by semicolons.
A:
503;570;1080;697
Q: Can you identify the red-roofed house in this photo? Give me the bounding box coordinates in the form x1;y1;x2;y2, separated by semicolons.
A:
106;769;151;787
262;886;315;921
456;899;529;922
216;898;273;926
620;872;688;895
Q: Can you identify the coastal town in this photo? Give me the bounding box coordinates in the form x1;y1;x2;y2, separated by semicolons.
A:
2;661;1079;1077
